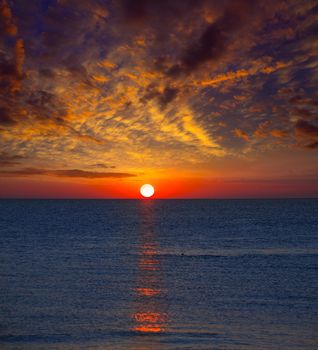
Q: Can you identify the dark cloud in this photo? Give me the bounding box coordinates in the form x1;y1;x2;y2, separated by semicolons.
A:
62;58;92;85
0;1;25;127
295;120;318;137
121;0;205;22
0;53;22;94
158;87;178;108
52;169;135;178
140;84;160;104
0;55;16;78
0;152;24;166
295;119;318;149
140;85;178;108
121;0;148;22
91;163;116;169
27;90;67;122
305;141;318;149
168;0;255;76
0;107;16;125
0;168;136;178
39;68;56;78
295;108;313;119
289;95;318;107
289;95;305;105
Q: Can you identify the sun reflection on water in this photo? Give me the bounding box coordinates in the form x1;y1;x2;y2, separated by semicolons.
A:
132;200;168;334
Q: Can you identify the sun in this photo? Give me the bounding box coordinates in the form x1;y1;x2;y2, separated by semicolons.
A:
140;184;155;198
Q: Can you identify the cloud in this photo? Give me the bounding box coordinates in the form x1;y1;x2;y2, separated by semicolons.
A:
121;0;148;22
120;0;205;24
289;95;318;107
14;38;24;77
295;120;318;138
0;0;317;185
0;168;136;178
295;107;313;119
90;163;116;169
158;87;178;108
270;129;288;138
26;90;67;123
234;129;250;142
182;111;219;149
234;95;248;102
140;85;178;108
168;0;256;76
0;107;16;125
305;141;318;149
295;119;318;149
0;152;24;166
0;0;18;36
0;0;25;94
0;53;22;95
254;121;271;139
196;61;287;87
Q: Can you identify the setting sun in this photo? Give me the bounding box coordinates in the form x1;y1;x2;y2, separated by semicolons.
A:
140;184;155;198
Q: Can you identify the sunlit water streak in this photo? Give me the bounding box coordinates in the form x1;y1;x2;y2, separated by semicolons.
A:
131;200;168;335
0;199;317;349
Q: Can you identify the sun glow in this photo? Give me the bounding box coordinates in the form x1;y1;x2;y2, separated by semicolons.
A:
140;184;155;198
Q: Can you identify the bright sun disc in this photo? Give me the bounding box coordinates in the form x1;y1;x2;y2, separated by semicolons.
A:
140;184;155;198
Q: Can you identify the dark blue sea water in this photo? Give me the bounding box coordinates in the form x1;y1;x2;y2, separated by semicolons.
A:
0;199;317;350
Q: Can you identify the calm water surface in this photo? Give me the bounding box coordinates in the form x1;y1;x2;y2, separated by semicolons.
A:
0;199;317;349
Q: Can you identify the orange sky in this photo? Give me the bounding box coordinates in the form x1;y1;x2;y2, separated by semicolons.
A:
0;0;317;198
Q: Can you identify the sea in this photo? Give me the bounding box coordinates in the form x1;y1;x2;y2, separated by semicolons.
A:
0;199;317;350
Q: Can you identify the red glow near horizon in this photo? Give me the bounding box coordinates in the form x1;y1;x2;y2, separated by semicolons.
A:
0;176;317;198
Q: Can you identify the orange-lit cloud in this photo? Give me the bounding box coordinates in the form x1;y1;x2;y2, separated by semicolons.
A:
0;0;317;197
0;0;18;36
234;129;250;142
197;61;288;87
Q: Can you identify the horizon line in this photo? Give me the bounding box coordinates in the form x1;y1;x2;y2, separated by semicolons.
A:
0;197;318;200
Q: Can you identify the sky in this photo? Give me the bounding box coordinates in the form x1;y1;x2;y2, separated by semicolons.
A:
0;0;317;198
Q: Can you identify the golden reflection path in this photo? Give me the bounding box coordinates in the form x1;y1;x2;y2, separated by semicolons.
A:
132;200;168;334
